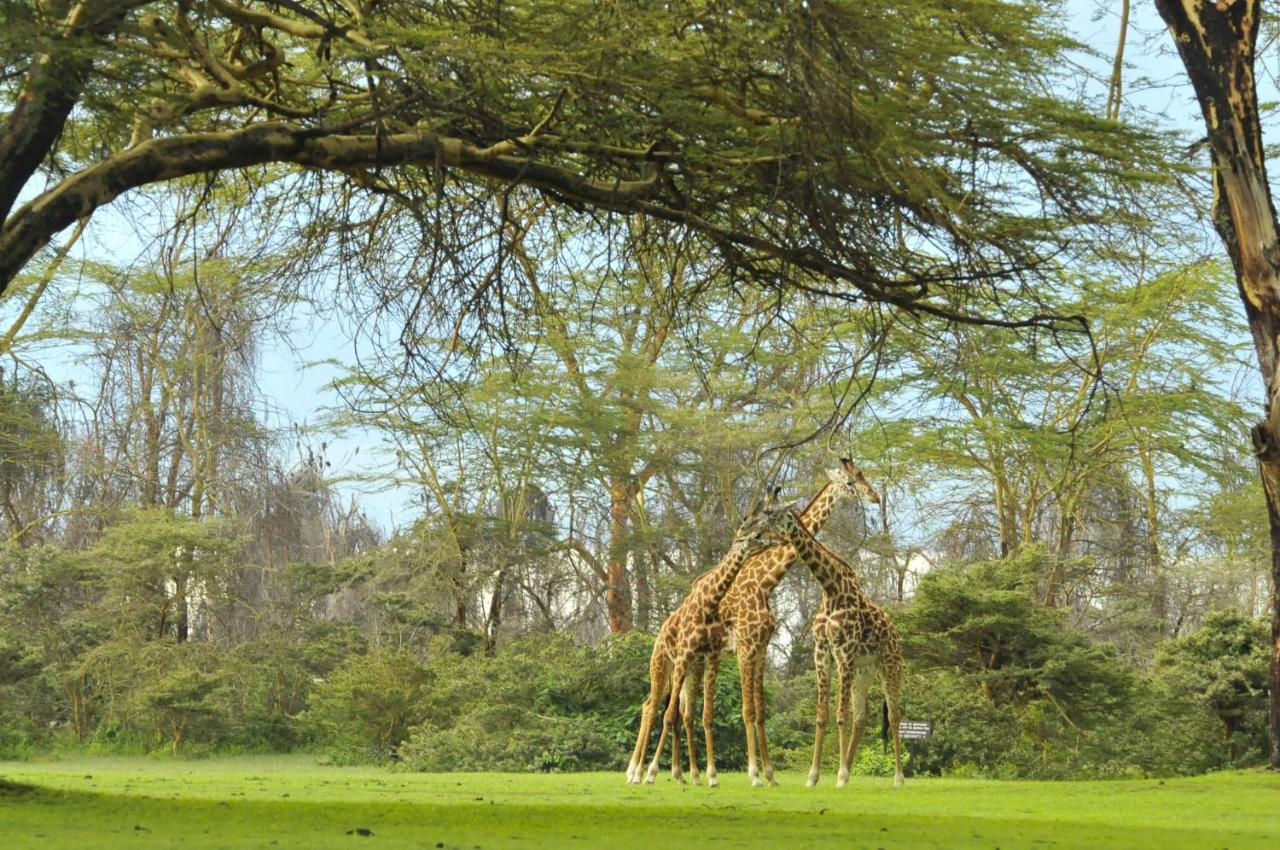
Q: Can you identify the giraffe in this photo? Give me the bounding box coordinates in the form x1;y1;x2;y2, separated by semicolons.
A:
774;504;906;788
625;491;780;785
709;458;880;787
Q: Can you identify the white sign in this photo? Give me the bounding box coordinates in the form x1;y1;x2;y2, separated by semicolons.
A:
898;721;932;740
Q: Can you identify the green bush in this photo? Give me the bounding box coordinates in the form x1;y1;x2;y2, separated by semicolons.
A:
396;631;765;773
305;648;435;763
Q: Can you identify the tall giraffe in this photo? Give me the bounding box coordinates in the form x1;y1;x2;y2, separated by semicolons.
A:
625;491;779;785
775;505;905;788
710;459;880;787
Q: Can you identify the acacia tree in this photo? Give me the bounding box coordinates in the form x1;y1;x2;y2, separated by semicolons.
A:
1;0;1174;331
334;204;860;635
884;263;1249;600
1154;0;1280;769
0;368;65;545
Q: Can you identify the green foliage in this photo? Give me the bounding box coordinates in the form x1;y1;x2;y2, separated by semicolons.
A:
0;506;1267;779
397;633;649;772
129;642;227;754
0;544;101;744
1154;610;1270;765
306;649;436;763
885;550;1272;778
89;509;240;641
901;547;1133;722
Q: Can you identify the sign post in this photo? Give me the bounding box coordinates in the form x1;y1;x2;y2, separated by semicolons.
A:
896;720;932;777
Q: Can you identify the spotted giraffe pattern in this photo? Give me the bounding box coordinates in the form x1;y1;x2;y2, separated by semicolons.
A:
712;459;880;786
776;505;906;788
625;495;778;785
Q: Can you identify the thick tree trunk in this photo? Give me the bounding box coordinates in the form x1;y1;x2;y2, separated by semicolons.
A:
1156;0;1280;769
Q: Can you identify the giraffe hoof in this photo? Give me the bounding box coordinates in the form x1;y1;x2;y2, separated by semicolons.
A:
768;778;779;787
806;770;819;788
707;775;719;788
751;777;765;788
894;776;905;788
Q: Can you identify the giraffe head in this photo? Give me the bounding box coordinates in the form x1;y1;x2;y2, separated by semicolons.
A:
773;505;807;547
827;457;881;505
734;485;780;554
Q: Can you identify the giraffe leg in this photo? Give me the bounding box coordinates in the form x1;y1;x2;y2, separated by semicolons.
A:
738;648;760;786
670;699;684;784
627;650;669;783
629;690;659;784
645;656;690;784
753;651;776;786
841;666;875;786
835;657;852;788
884;656;905;787
679;661;701;785
808;641;831;788
702;653;721;787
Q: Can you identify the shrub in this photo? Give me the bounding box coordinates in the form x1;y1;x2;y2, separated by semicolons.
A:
305;648;435;763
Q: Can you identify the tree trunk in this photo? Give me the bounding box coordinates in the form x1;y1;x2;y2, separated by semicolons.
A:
483;568;506;655
454;555;468;629
1155;0;1280;769
636;551;653;631
174;573;189;642
1140;447;1168;627
606;479;633;633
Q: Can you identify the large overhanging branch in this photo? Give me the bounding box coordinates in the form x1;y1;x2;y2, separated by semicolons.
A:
0;120;1069;332
0;0;149;223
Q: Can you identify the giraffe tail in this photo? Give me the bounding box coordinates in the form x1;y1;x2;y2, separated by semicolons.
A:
881;699;889;752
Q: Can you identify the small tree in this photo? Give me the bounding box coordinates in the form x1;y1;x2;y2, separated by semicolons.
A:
901;548;1130;719
1155;610;1269;764
132;643;225;754
305;649;434;761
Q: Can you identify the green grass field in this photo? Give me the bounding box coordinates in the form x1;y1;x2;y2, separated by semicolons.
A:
1;756;1277;849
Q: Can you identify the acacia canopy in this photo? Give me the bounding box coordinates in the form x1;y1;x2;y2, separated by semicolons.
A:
2;0;1171;324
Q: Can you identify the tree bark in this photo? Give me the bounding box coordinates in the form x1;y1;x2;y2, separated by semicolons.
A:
1155;0;1280;769
483;568;506;655
0;1;106;223
606;479;633;633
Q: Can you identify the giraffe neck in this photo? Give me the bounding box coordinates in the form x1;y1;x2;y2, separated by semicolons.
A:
702;537;757;609
757;481;845;591
799;480;842;532
786;516;857;598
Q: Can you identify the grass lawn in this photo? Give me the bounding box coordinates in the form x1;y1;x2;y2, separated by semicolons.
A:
1;756;1277;849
